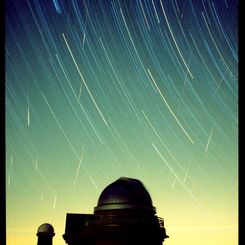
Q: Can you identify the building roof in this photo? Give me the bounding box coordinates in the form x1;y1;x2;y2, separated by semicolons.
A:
37;223;55;235
94;177;156;213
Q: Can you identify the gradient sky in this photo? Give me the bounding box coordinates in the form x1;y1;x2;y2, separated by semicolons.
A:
5;0;238;245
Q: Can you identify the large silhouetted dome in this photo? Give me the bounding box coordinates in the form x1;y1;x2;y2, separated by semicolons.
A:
94;177;156;213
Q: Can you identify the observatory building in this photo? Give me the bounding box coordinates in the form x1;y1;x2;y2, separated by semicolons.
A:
62;177;168;245
36;177;168;245
36;223;55;245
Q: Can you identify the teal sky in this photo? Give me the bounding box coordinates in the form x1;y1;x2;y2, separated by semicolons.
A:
6;1;238;245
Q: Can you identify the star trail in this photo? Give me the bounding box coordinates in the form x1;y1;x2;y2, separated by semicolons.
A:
6;1;238;245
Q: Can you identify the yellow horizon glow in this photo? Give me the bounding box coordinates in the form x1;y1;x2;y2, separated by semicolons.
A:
7;225;238;245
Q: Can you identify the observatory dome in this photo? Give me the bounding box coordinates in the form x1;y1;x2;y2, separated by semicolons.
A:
37;223;55;235
94;177;156;214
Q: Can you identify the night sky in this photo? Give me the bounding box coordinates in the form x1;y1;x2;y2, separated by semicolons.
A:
6;0;238;244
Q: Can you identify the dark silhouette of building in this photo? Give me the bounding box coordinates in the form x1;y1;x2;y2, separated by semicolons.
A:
63;177;169;245
36;223;55;245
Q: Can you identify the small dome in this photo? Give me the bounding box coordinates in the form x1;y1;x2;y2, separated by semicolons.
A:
94;177;156;213
37;223;55;234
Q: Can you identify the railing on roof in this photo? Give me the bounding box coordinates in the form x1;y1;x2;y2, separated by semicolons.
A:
158;217;165;228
